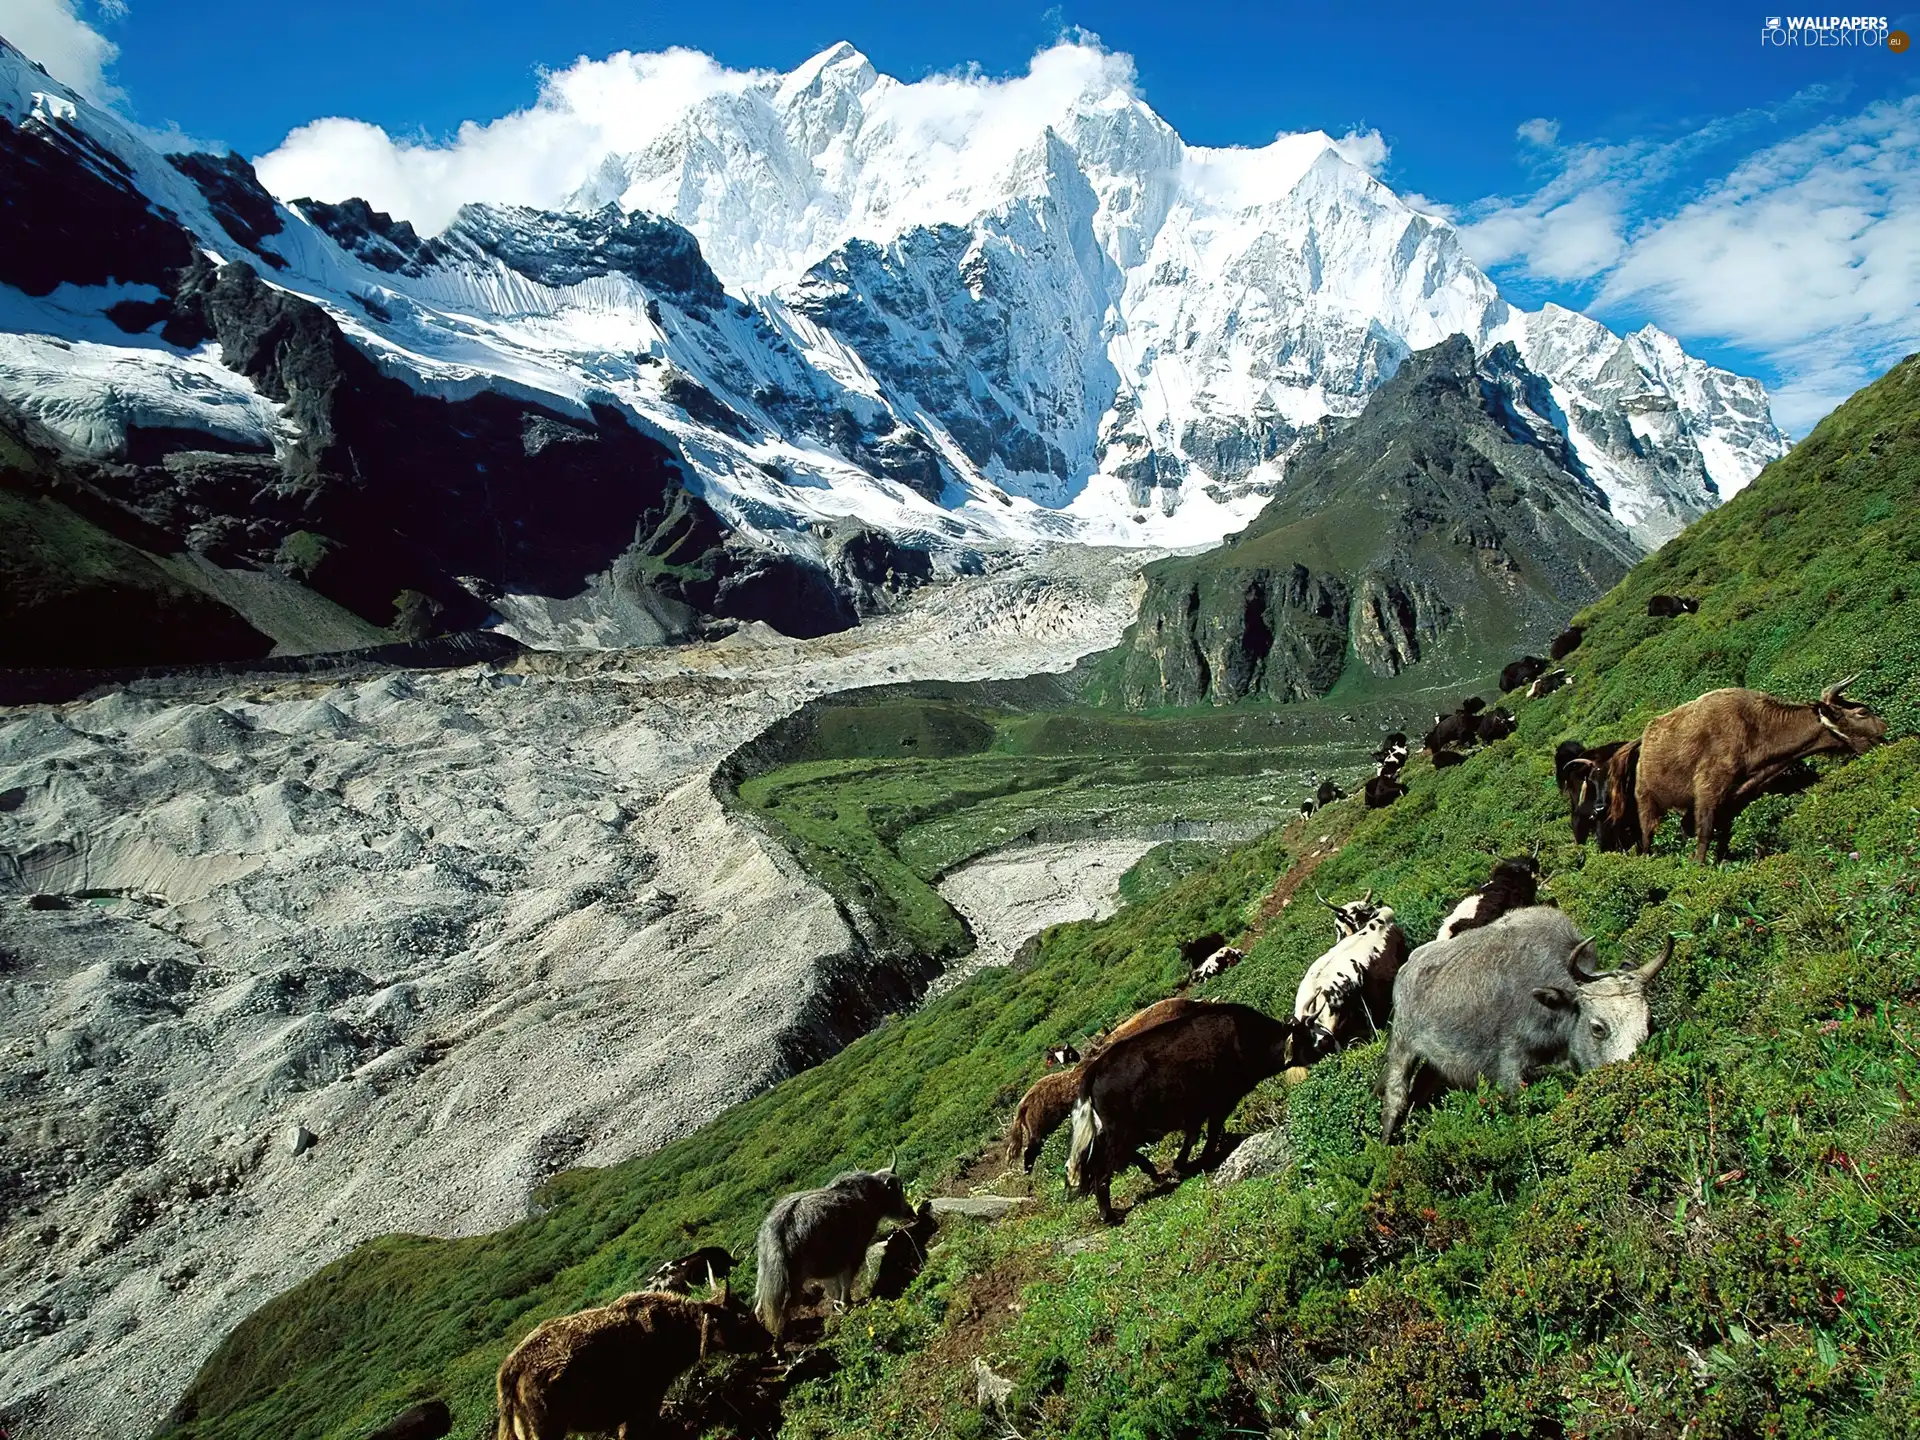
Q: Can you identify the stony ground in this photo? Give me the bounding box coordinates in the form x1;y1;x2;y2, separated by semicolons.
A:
0;547;1154;1440
932;822;1265;999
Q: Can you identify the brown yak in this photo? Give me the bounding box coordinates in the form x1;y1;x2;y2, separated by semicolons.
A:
494;1290;769;1440
1003;996;1205;1177
1634;677;1888;862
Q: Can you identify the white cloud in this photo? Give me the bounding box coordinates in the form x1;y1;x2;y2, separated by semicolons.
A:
1398;192;1457;222
1597;97;1920;429
1516;116;1560;147
256;39;1147;239
1330;127;1389;175
0;0;121;104
1463;94;1920;434
257;47;764;234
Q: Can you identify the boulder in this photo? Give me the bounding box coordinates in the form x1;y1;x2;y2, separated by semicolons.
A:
1209;1128;1293;1187
365;1399;451;1440
929;1195;1028;1221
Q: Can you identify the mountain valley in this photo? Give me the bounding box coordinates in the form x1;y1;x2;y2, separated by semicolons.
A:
6;26;1912;1440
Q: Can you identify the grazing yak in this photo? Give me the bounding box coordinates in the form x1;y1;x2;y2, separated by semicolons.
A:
1004;997;1204;1175
1188;944;1244;985
868;1200;938;1301
1315;778;1346;807
1435;857;1542;941
1044;1043;1081;1068
1647;594;1701;618
1432;748;1467;769
645;1246;736;1295
1633;678;1888;862
1319;888;1385;941
1476;707;1518;743
368;1400;451;1440
495;1292;770;1440
1178;931;1229;968
1066;1003;1304;1223
1372;732;1410;764
1295;897;1407;1054
753;1168;916;1342
1004;1069;1083;1177
1500;656;1550;693
1549;626;1584;661
1555;738;1639;850
1425;697;1490;755
1381;908;1672;1143
1364;775;1408;809
1528;669;1571;700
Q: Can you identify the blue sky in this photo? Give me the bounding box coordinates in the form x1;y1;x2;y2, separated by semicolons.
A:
7;0;1918;430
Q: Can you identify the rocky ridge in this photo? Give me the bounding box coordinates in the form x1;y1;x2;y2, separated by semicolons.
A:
1094;335;1645;707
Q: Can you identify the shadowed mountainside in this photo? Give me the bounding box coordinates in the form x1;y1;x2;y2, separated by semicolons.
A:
1089;336;1645;708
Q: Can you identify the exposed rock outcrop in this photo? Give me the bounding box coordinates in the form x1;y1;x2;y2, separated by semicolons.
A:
1091;336;1645;708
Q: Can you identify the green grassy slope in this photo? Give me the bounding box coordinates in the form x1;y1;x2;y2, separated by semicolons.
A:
165;355;1920;1439
734;701;1385;961
0;476;277;669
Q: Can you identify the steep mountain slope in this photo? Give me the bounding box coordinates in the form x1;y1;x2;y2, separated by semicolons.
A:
0;45;937;655
0;39;1786;668
1090;335;1643;707
150;356;1915;1440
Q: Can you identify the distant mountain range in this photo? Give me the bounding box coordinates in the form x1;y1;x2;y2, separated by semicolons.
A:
0;38;1788;661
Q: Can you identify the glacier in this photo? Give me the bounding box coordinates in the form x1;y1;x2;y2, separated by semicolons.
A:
0;37;1789;603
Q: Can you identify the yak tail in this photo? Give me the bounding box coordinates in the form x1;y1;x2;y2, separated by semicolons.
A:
753;1221;789;1340
495;1373;528;1440
1064;1097;1102;1192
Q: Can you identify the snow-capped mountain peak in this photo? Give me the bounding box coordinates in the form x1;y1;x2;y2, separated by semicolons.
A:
0;34;1789;606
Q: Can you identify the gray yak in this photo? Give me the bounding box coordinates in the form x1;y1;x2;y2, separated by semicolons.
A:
1381;907;1671;1143
753;1167;915;1342
1633;679;1888;862
1066;1003;1303;1223
494;1291;769;1440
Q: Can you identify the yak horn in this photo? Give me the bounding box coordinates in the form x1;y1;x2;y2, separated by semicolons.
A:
1821;673;1861;703
1361;887;1374;906
698;1309;714;1360
1313;887;1339;911
1567;937;1601;982
1637;935;1676;984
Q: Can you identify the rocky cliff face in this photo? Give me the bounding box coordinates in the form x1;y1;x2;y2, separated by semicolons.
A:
0;49;938;659
1093;336;1645;707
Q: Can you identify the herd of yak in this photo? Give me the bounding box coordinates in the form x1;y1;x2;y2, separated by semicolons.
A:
473;592;1891;1440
